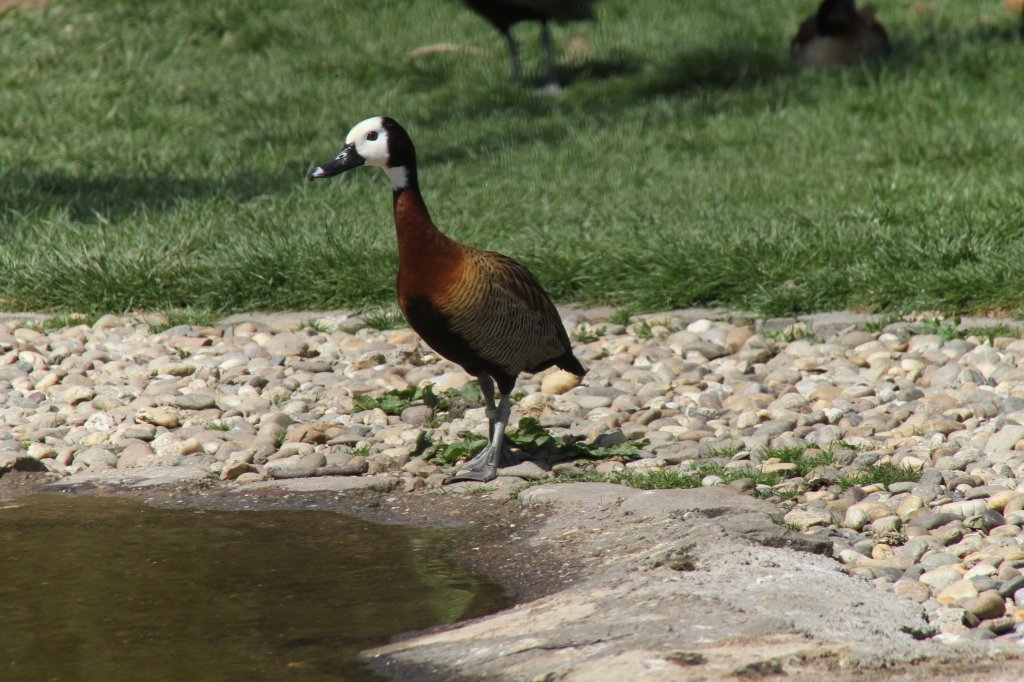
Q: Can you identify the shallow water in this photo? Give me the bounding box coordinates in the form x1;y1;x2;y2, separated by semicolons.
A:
0;494;509;682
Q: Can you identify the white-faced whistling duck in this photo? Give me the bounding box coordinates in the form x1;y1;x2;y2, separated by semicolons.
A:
307;117;586;483
462;0;599;89
791;0;890;67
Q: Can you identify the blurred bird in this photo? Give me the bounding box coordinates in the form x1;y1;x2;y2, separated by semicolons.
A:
791;0;890;67
307;117;585;482
462;0;599;88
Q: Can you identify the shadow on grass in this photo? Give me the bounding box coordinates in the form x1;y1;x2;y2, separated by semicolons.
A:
0;168;297;223
539;55;641;89
637;43;795;97
916;20;1024;48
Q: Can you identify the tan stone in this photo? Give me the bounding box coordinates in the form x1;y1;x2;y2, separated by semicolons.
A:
761;462;799;475
136;408;180;429
871;543;893;560
988;491;1024;512
893;580;930;603
896;494;925;519
541;370;582;395
936;579;979;605
1004;495;1024;515
962;590;1006;621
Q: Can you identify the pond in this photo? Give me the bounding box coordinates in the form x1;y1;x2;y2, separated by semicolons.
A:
0;494;509;681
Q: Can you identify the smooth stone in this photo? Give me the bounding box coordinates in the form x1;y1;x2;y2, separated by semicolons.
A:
783;507;834;531
893;580;931;603
400;404;433;426
173;393;218;410
136;408;180;429
319;457;369;477
984;425;1024;453
989;491;1024;512
74;447;118;470
962;590;1006;621
870;515;902;535
999;576;1024;599
936;499;988;517
936;579;979;605
498;461;550;481
541;370;581;395
117;443;155;469
920;552;962;570
896;495;925;519
220;461;257;480
978;616;1016;635
908;511;959;530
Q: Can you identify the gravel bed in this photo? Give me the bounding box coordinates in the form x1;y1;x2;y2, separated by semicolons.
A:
4;306;1024;643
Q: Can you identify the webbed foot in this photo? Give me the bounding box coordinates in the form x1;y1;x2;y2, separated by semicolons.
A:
444;439;518;484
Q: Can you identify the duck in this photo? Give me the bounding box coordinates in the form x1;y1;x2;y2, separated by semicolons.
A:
462;0;599;88
307;116;585;482
791;0;890;67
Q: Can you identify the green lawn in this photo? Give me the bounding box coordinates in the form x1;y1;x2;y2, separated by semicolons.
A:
2;0;1023;316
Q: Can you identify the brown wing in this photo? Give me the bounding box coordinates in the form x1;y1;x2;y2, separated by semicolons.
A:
480;251;565;328
434;248;582;392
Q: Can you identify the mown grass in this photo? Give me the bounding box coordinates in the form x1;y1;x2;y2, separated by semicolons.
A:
2;1;1023;315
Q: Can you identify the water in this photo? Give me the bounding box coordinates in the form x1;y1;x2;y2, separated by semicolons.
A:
0;494;509;682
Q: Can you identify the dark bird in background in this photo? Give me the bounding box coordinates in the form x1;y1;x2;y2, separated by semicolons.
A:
308;116;585;483
791;0;890;67
463;0;599;88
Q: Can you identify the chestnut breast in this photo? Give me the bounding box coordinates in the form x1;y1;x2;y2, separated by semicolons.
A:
393;190;465;315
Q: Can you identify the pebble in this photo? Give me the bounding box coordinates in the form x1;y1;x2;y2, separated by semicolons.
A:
962;590;1006;621
6;309;1024;641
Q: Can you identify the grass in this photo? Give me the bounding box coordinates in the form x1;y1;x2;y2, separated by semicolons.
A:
533;457;922;495
858;312;1024;343
354;308;408;332
423;421;919;497
836;462;923;490
528;442;921;496
1;1;1023;316
300;318;332;334
571;322;605;343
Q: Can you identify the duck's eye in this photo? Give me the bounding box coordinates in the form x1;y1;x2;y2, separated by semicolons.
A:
366;131;378;141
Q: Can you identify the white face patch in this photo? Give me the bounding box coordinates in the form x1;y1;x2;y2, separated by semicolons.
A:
384;165;409;190
345;116;390;168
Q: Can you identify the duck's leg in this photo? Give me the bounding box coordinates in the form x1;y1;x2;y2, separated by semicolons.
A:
479;374;498;440
503;30;523;84
539;21;561;91
445;383;516;483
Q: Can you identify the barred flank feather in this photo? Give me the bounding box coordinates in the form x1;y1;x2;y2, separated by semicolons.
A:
436;247;582;392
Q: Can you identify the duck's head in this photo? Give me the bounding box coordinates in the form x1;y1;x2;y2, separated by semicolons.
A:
307;116;416;190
